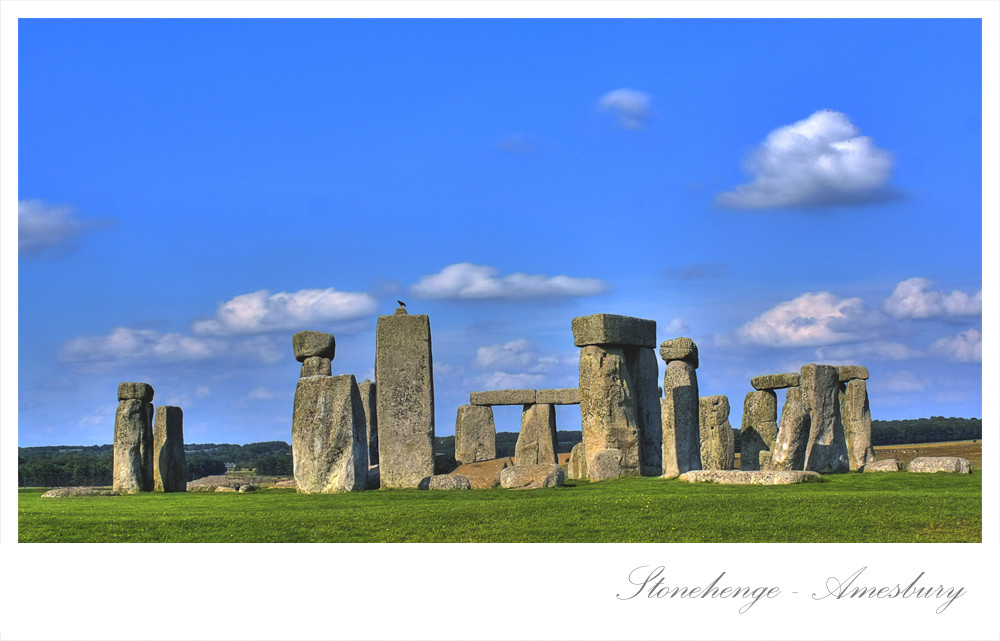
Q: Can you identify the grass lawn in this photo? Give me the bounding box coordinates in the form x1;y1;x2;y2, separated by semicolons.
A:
18;471;981;543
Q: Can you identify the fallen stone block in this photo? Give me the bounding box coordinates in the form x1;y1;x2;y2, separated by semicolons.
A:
427;474;472;490
42;487;116;497
452;458;512;489
470;389;536;405
500;464;565;489
750;373;800;390
907;457;971;474
864;459;900;472
678;470;822;485
572;313;656;348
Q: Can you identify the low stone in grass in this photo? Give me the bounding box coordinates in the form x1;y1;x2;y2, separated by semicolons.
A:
500;464;564;489
587;448;624;481
41;487;116;497
678;470;821;485
215;486;237;492
907;457;971;474
864;459;900;473
428;474;472;490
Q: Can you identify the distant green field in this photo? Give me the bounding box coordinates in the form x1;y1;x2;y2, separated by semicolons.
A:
19;471;981;543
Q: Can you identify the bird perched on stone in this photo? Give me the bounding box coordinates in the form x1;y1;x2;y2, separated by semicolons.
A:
397;300;406;308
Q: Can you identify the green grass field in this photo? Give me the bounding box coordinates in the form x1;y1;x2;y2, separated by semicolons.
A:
19;471;981;543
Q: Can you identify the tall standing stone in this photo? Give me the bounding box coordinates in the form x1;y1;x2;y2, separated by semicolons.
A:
375;307;435;488
514;403;558;466
770;387;809;471
699;395;734;470
455;404;496;465
800;364;850;473
358;379;379;466
153;405;187;492
579;345;640;479
113;382;154;494
568;442;588;479
660;340;701;478
740;390;778;471
840;377;876;471
292;374;369;493
626;346;663;476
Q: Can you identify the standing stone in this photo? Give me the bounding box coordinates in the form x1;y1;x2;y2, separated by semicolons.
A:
301;356;332;377
800;364;850;473
515;403;558;466
568;442;588;479
292;374;368;493
626;347;663;476
376;308;435;488
770;388;809;471
455;404;496;465
840;379;876;471
660;359;701;478
358;379;379;465
113;382;154;494
579;345;640;478
153;405;186;492
740;390;778;471
699;395;734;470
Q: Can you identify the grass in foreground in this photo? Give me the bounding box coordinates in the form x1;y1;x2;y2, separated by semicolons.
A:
18;471;981;543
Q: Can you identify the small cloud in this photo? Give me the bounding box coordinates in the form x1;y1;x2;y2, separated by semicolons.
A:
929;328;981;363
663;262;727;281
598;88;653;130
192;288;376;336
19;199;110;256
814;341;920;362
882;371;927;393
469;339;577;391
195;385;211;398
247;386;276;401
661;317;690;336
496;134;537;154
472;371;548;390
739;291;868;347
882;277;982;319
59;327;222;367
411;263;608;300
716;110;897;209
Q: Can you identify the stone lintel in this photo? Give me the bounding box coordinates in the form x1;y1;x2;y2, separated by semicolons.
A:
659;337;699;368
118;382;154;402
750;372;800;390
572;314;656;348
836;365;870;382
470;389;537;406
535;388;581;405
293;331;336;362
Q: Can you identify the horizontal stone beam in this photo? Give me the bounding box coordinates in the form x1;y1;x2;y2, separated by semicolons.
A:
470;389;536;406
659;337;698;368
572;314;656;348
836;365;869;382
535;388;581;405
751;373;800;390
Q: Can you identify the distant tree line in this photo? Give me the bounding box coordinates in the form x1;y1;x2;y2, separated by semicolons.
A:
870;417;981;446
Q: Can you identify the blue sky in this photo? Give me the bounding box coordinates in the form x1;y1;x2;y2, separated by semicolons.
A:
17;18;984;447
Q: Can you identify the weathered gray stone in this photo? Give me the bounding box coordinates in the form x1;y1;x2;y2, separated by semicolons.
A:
588;448;626;480
699;395;734;470
750;373;800;390
153;405;186;492
42;487;116;497
661;360;701;478
572;313;656;348
836;365;870;382
770;390;809;471
627;346;663;476
579;345;641;477
375;312;434;488
801;364;849;473
238;484;257;493
455;405;496;465
300;356;332;377
118;382;154;402
470;389;536;406
759;451;772;470
514;403;558;466
740;390;778;471
428;474;472;490
659;337;699;368
500;464;565;489
864;459;900;473
292;374;368;493
535;388;581;405
568;442;588;480
907;457;971;474
678;470;821;485
113;398;150;494
215;486;237;492
292;330;335;362
358;379;378;465
840;379;875;471
141;402;154;491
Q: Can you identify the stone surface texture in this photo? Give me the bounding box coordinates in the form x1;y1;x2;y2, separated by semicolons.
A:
500;464;565;489
836;365;870;382
628;346;663;476
864;459;900;473
840;379;876;471
514;403;558;466
470;389;536;406
587;448;626;481
375;311;435;488
740;390;778;471
678;470;821;485
568;442;588;480
113;382;155;494
118;382;154;402
800;364;850;473
769;390;809;471
292;330;336;362
455;404;496;465
428;474;472;490
300;356;332;377
452;458;511;489
535;388;581;405
292;375;368;493
572;314;656;348
153;405;186;492
907;457;972;474
660;360;701;478
699;395;734;470
358;379;379;466
750;373;800;390
579;345;640;477
659;337;699;368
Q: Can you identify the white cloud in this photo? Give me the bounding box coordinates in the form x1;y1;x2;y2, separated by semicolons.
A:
814;341;920;362
716;110;895;209
412;263;607;300
59;327;223;365
598;88;653;130
739;291;868;347
469;339;577;391
661;317;690;336
192;288;377;336
882;370;927;393
247;386;276;401
19;199;107;255
882;277;982;319
472;371;548;390
929;328;982;363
